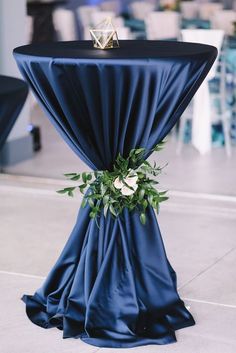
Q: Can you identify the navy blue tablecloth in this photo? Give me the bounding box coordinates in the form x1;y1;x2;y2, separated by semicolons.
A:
14;40;217;348
0;75;28;151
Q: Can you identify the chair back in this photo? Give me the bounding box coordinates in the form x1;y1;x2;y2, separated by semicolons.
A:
77;5;99;27
116;27;132;40
145;11;180;40
198;3;223;20
181;29;224;80
211;10;236;35
100;1;121;15
53;8;77;41
180;1;198;19
129;1;155;20
26;15;33;44
90;11;116;26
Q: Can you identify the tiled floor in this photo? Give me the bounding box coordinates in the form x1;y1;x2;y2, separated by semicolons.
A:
1;105;236;352
0;176;235;353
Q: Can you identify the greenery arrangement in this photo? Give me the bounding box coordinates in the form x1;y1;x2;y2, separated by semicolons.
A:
57;142;168;225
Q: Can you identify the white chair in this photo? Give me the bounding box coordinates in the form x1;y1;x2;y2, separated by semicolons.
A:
198;3;223;20
180;1;198;19
145;11;181;40
77;6;100;40
90;11;116;26
129;1;155;21
77;5;99;27
211;10;236;35
100;1;121;15
112;17;125;27
53;8;77;41
116;27;132;39
25;15;33;44
178;29;231;156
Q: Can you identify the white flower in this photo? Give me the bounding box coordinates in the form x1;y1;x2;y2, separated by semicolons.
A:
113;171;139;196
121;183;138;196
125;175;138;187
114;177;123;189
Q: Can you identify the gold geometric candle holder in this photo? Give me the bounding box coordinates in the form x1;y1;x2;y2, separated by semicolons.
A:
90;17;119;50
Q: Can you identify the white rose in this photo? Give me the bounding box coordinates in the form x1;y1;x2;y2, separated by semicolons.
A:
114;172;139;196
125;174;138;187
121;185;137;196
113;177;123;189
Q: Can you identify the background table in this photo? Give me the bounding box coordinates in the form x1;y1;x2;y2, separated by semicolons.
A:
14;40;216;348
0;75;28;152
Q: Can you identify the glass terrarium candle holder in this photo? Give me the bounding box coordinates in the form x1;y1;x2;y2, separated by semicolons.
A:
90;17;119;50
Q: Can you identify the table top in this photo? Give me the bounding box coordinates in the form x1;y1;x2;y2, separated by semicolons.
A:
14;40;217;61
0;75;28;96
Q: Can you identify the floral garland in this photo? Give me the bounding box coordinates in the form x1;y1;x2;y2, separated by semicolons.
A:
57;142;168;225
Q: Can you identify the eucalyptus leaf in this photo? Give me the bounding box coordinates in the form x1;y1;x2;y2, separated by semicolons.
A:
104;203;109;217
81;198;87;208
109;204;117;217
88;198;94;208
71;175;81;181
64;173;77;177
139;189;145;200
56;189;68;194
103;195;109;205
89;211;96;218
58;141;168;226
82;172;87;183
140;213;146;225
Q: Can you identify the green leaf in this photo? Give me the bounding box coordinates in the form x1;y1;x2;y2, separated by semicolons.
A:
81;198;87;208
142;199;148;209
159;190;168;195
140;213;146;225
104;203;109;217
56;189;68;194
148;194;153;205
152;141;166;152
79;184;87;193
103;195;109;205
143;160;151;167
82;172;87;183
135;148;145;155
101;183;107;196
71;175;81;181
89;211;96;219
109;204;117;217
138;189;145;200
57;187;76;195
86;173;92;181
158;196;169;202
65;187;76;191
88;198;94;208
64;173;77;177
68;190;74;197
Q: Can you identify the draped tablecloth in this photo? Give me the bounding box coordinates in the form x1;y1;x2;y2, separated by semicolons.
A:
0;75;28;151
14;40;216;348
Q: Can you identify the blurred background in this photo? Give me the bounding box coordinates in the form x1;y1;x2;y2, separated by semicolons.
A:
1;2;236;353
0;0;236;194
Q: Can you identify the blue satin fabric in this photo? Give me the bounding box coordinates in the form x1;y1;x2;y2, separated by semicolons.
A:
0;75;28;151
14;40;217;348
